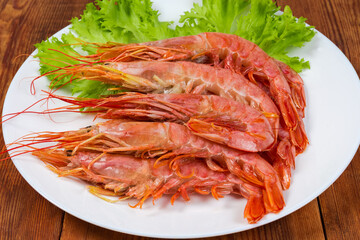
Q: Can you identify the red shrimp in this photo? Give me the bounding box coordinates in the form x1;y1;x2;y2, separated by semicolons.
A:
18;120;285;213
33;150;268;223
47;92;275;152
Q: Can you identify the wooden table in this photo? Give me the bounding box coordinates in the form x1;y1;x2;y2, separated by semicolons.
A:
0;0;359;239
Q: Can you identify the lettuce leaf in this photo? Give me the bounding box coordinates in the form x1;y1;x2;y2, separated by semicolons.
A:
71;0;175;44
35;0;315;98
176;0;250;35
35;33;118;98
70;3;114;44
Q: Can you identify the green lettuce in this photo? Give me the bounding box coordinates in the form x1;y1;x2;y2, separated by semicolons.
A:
35;33;117;98
176;0;250;34
71;0;175;44
35;0;315;98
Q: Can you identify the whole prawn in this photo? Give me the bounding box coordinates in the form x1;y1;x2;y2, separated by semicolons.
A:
47;92;275;152
16;120;285;213
33;150;268;223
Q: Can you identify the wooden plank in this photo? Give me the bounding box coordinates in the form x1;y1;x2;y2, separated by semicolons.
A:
0;160;64;239
0;0;92;239
60;199;324;240
3;0;358;239
277;0;360;239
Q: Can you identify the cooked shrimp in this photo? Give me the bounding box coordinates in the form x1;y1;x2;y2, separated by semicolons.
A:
33;150;268;223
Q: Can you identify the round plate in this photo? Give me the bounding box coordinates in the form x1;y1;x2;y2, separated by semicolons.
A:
2;1;360;238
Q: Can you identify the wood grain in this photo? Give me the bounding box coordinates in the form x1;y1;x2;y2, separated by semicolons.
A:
60;199;324;240
0;0;359;239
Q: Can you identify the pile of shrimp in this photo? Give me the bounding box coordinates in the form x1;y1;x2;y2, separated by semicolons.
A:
7;32;308;224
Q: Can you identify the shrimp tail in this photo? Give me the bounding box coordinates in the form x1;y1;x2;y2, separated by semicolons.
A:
262;180;285;213
275;59;306;117
262;138;295;190
244;195;266;224
224;156;285;212
272;159;292;190
276;139;296;169
291;86;306;117
290;121;309;153
239;182;267;223
278;94;299;129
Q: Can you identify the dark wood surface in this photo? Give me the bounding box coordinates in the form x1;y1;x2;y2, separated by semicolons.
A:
0;0;359;239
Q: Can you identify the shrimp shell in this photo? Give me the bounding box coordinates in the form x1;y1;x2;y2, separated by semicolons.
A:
33;150;267;223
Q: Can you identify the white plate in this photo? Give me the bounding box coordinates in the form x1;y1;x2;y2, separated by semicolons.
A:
2;1;360;238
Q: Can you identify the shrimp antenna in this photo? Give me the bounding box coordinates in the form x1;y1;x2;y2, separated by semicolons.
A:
1;96;50;124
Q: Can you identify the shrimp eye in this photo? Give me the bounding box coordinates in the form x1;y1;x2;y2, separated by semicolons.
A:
66;150;73;156
84;125;93;132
